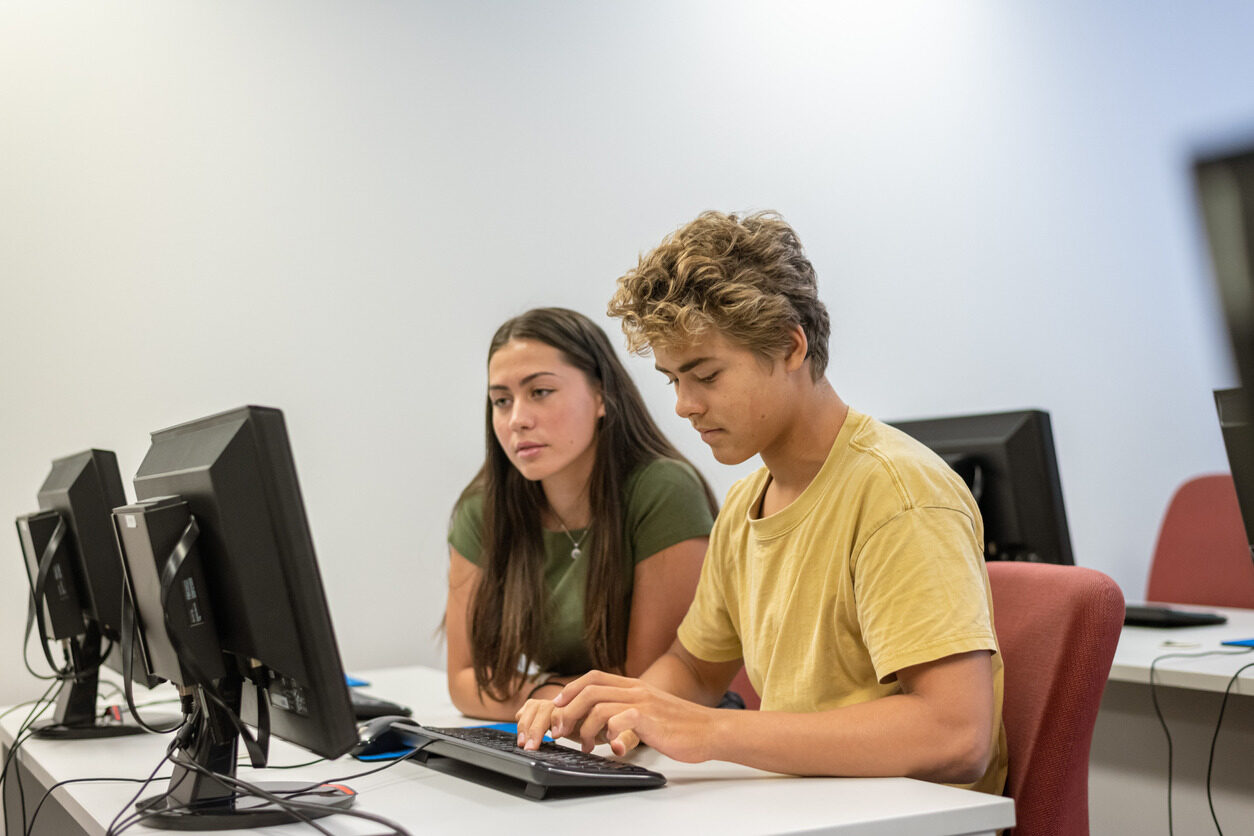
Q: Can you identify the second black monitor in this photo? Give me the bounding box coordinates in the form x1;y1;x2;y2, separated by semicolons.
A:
891;409;1075;565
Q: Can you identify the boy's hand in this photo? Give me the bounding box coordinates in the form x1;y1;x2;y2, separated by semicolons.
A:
549;670;718;762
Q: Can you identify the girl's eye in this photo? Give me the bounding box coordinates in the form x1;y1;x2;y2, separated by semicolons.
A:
491;397;511;409
532;388;554;399
697;371;719;384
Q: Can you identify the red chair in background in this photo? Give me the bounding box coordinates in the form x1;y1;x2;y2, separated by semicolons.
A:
987;561;1124;836
1145;474;1254;608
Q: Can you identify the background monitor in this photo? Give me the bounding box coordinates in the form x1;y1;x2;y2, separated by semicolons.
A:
1215;387;1254;563
121;405;357;827
1196;145;1254;424
15;449;159;737
890;409;1075;565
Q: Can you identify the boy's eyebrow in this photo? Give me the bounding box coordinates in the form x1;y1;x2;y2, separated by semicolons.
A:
654;357;715;375
488;371;560;391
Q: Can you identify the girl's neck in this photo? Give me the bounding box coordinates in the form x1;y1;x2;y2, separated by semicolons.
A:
540;454;596;530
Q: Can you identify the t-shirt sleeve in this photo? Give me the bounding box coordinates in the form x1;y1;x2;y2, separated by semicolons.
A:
624;459;716;564
447;493;486;566
675;503;743;664
853;505;998;684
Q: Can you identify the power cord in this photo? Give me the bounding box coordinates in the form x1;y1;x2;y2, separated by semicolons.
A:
24;773;171;836
0;696;55;724
152;748;416;836
99;705;415;836
1149;646;1254;836
2;680;63;834
104;749;176;836
1205;658;1254;835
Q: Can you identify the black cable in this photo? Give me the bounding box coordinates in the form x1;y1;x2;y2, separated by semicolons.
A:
127;696;182;710
153;747;413;836
1206;657;1254;836
23;774;171;836
149;748;333;836
2;680;63;834
295;749;421;787
20;625;63;681
104;750;174;836
1149;647;1254;836
0;697;54;724
244;756;326;770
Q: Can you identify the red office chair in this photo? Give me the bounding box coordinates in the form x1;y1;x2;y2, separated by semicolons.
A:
987;562;1124;836
729;666;761;710
1145;474;1254;608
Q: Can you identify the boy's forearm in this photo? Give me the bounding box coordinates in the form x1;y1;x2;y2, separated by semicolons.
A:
704;693;990;783
640;646;728;707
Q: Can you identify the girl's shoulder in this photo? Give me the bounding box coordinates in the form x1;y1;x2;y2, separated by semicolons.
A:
448;489;486;562
625;456;706;497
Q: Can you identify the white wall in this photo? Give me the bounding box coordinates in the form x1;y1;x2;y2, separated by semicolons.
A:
2;0;1252;707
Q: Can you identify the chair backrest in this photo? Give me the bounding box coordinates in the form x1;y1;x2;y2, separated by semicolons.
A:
1146;474;1254;608
729;666;761;710
987;562;1124;836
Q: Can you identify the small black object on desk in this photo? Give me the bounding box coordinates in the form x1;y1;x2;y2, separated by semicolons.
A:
1124;604;1228;628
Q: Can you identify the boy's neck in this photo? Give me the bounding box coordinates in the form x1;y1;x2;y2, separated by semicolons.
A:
759;378;848;504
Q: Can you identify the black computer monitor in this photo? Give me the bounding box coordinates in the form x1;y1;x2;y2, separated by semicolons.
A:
1197;141;1254;569
14;449;160;738
1196;145;1254;423
113;405;357;828
1215;388;1254;564
890;409;1075;565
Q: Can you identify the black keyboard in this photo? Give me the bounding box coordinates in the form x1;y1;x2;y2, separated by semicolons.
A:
1124;604;1228;628
390;721;666;799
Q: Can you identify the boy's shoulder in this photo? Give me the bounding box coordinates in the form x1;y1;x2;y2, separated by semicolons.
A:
843;411;977;516
710;408;978;533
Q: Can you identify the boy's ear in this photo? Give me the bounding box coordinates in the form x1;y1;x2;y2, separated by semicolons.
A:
784;325;809;373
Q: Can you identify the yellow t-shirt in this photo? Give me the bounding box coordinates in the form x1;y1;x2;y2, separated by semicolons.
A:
677;407;1008;795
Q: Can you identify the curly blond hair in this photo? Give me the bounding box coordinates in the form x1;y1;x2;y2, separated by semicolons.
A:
608;211;830;380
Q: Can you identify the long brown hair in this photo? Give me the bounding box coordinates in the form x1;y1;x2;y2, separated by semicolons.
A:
457;307;716;701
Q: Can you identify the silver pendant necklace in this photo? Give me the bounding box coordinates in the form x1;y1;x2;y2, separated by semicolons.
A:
550;508;589;560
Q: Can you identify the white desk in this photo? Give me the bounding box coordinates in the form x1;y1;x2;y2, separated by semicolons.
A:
2;665;1014;836
1089;605;1254;834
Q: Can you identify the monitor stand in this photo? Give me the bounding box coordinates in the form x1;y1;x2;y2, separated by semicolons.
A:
31;626;158;739
134;675;354;830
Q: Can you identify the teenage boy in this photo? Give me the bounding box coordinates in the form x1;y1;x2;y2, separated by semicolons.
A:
516;211;1006;793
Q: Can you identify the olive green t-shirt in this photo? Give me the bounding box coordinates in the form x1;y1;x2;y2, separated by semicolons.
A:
449;458;715;674
678;408;1008;796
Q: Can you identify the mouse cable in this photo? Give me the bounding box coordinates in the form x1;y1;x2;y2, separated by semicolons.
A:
246;747;419;792
1206;657;1254;836
243;755;326;770
1149;647;1254;836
